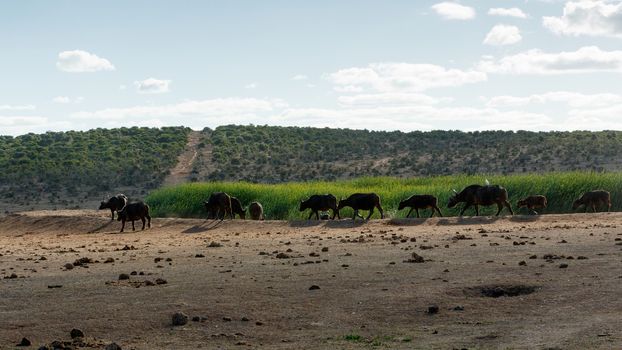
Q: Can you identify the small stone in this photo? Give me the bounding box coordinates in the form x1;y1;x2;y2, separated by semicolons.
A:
195;254;205;258
255;321;264;326
427;305;439;314
155;278;167;285
172;312;189;326
276;253;290;259
64;263;74;270
452;306;464;311
308;285;320;290
104;257;115;263
321;247;329;252
192;316;201;322
118;273;130;280
208;242;222;248
241;317;250;322
518;261;526;266
223;317;232;322
144;280;155;286
70;328;85;339
559;264;569;269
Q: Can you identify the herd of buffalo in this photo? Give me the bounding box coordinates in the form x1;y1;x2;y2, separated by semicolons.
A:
99;184;613;232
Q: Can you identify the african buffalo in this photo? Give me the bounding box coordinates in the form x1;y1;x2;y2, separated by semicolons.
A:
398;194;443;218
117;202;151;233
299;194;340;220
337;193;384;220
99;194;128;220
572;190;611;212
448;184;513;216
517;195;547;215
204;192;233;220
249;201;264;220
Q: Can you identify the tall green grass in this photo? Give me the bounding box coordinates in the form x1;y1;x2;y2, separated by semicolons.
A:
146;172;622;219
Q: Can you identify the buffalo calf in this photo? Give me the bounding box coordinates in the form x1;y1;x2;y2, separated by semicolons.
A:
398;194;442;218
517;195;547;215
249;202;264;220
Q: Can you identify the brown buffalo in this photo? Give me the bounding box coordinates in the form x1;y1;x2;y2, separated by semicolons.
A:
572;190;611;212
204;192;233;220
517;195;547;215
448;184;513;216
249;201;264;220
117;202;151;233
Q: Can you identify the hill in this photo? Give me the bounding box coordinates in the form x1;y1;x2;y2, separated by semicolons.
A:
195;125;622;182
4;124;622;212
0;126;190;212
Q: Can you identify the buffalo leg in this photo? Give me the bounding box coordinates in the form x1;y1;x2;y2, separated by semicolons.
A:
495;203;503;216
592;204;597;213
146;214;151;228
406;208;414;218
366;208;374;220
120;219;125;233
429;208;434;218
459;204;471;216
110;209;115;220
505;201;514;215
474;204;480;216
415;208;420;218
141;217;146;230
131;220;136;231
316;211;320;220
352;209;357;220
434;206;443;217
331;208;338;220
307;211;314;220
377;205;384;219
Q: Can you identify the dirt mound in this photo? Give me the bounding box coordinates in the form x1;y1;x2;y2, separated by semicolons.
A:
464;284;539;298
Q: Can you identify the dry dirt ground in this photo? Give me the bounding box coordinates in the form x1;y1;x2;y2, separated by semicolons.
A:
0;210;621;350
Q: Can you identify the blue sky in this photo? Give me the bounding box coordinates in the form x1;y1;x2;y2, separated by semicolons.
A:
3;0;622;135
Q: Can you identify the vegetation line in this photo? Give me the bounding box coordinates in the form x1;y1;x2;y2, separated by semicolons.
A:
146;171;622;220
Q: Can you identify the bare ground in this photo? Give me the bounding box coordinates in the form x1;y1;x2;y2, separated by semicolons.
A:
0;211;621;349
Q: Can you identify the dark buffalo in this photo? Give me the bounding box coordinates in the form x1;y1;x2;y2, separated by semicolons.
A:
204;192;233;220
249;201;264;220
99;194;128;220
337;193;384;220
231;197;246;219
448;184;513;216
398;194;443;218
572;190;611;212
299;194;340;220
517;195;547;215
117;202;151;233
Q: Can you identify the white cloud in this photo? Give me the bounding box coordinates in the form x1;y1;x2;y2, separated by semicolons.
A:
134;78;171;94
543;0;622;37
52;96;70;104
0;116;47;127
292;74;308;80
483;25;522;46
478;46;622;74
486;91;622;108
56;50;115;72
431;2;476;20
0;104;35;111
53;96;84;104
488;7;528;19
338;93;449;106
245;82;258;89
327;62;487;92
72;98;287;122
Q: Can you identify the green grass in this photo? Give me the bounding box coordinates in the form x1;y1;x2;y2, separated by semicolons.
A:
146;171;622;220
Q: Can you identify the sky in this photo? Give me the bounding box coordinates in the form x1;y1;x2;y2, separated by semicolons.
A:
3;0;622;136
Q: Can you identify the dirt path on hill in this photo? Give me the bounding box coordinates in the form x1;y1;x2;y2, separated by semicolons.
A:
0;211;621;349
162;130;201;187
